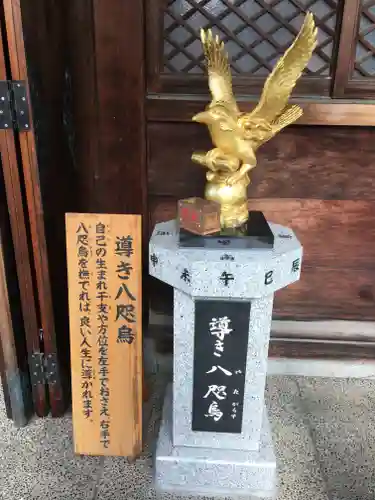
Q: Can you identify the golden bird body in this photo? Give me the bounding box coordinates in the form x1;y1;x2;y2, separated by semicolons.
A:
192;12;317;228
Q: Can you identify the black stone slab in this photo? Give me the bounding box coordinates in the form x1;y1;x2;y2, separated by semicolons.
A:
192;299;250;434
179;211;274;249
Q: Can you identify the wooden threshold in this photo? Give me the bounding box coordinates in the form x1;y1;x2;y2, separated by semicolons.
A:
271;320;375;341
149;310;375;360
269;338;375;359
147;96;375;126
151;309;375;341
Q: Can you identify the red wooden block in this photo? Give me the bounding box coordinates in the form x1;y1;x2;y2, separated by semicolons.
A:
178;197;221;235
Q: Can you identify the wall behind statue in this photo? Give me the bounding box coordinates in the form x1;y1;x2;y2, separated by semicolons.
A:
148;123;375;323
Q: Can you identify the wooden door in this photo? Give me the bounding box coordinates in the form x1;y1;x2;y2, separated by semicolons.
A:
143;0;375;356
0;0;76;416
2;0;372;394
0;5;49;417
61;0;375;360
0;159;33;426
1;0;148;418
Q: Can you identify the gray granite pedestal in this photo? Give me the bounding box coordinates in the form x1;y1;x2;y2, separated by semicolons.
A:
149;219;303;498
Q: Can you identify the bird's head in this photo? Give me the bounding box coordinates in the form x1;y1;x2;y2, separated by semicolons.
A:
192;105;232;126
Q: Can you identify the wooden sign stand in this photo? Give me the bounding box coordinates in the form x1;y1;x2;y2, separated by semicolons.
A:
66;213;142;457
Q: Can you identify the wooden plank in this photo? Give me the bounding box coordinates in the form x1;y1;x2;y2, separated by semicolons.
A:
150;197;375;269
148;264;375;321
332;0;361;97
147;321;375;360
0;159;32;425
271;320;375;341
16;0;86;410
0;341;12;419
66;213;142;457
65;0;98;212
248;199;375;269
65;0;148;222
149;310;375;342
147;97;375;126
0;8;47;416
3;0;66;415
274;265;375;321
0;128;46;416
148;123;375;200
269;338;375;359
148;74;330;98
92;0;147;218
0;229;29;425
149;197;375;321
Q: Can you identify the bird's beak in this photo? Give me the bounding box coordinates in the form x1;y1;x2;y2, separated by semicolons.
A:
192;111;211;124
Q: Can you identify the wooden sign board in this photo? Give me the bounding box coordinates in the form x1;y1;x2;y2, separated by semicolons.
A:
66;213;142;457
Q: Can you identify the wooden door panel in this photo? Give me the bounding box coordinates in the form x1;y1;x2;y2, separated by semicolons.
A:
149;264;375;321
274;265;375;320
0;132;47;416
150;197;375;269
149;196;375;320
0;193;33;426
0;9;48;416
148;123;375;200
92;0;147;216
147;97;375;125
3;0;75;414
144;1;375;344
3;0;64;415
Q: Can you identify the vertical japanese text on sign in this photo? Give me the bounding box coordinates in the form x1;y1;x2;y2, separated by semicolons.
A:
77;222;94;421
96;222;110;449
115;236;136;345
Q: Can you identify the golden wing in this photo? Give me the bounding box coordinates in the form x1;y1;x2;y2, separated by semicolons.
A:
247;12;317;123
200;29;239;113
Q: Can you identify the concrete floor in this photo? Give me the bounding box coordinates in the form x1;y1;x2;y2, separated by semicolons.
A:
0;374;375;500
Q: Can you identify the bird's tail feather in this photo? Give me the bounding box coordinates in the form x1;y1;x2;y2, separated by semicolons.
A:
273;105;303;132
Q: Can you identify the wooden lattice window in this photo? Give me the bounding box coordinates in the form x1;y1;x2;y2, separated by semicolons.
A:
164;0;338;76
148;0;375;99
147;0;343;96
333;0;375;97
354;1;375;77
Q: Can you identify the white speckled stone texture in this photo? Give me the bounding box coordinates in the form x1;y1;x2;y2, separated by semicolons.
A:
173;289;273;451
149;220;302;299
6;362;375;499
155;384;277;498
0;395;102;500
296;377;375;500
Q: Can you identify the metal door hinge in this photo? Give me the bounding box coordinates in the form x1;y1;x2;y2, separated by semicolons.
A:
29;352;59;386
0;81;31;131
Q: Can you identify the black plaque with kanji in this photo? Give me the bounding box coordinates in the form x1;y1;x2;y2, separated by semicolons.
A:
192;300;251;433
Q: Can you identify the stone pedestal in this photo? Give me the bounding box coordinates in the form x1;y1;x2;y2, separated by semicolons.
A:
149;219;302;498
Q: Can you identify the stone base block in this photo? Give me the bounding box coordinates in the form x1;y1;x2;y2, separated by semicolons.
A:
154;385;277;499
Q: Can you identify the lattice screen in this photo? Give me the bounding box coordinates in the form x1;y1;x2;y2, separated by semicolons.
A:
354;1;375;77
163;0;339;76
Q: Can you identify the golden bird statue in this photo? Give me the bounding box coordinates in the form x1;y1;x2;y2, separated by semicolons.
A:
192;12;317;229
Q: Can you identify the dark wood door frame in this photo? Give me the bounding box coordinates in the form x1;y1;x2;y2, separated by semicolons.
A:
3;0;66;415
0;8;48;416
67;0;148;298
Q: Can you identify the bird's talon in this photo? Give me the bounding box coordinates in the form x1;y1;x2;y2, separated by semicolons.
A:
226;173;242;186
